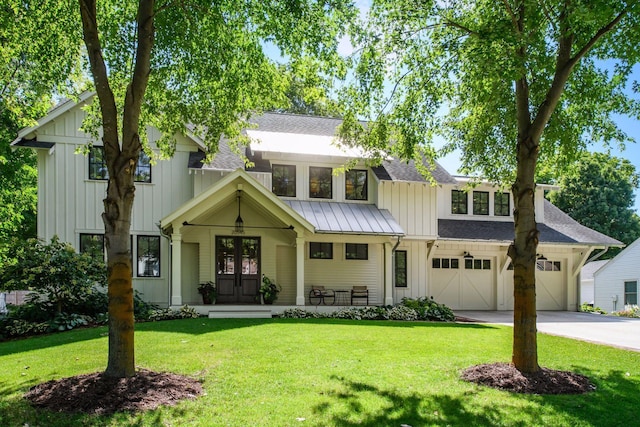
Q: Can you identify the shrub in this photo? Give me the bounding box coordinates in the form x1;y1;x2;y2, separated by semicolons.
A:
612;305;640;318
0;236;106;314
580;303;606;314
147;305;200;321
48;313;92;331
400;297;455;321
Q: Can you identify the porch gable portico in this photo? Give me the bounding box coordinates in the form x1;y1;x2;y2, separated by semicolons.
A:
160;169;315;306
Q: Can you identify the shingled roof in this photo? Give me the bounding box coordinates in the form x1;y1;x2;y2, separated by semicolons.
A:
190;112;457;185
438;199;622;246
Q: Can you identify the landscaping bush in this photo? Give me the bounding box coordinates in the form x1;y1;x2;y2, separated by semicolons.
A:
147;305;200;321
580;303;607;314
280;299;455;322
0;236;106;314
612;305;640;318
400;297;456;321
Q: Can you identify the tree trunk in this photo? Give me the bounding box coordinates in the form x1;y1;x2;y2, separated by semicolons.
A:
509;133;540;374
103;159;137;378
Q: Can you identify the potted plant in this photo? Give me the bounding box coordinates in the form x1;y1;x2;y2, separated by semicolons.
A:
259;275;281;305
198;281;216;304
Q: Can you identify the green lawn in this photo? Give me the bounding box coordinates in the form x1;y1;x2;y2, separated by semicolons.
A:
1;318;638;426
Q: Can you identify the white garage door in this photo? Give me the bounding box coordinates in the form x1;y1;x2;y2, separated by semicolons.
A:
431;257;495;310
503;259;565;310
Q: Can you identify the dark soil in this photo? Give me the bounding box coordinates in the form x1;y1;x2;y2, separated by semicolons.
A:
24;369;203;415
461;362;595;394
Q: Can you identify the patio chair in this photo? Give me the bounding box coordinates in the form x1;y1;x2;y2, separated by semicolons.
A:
350;286;369;305
308;285;335;305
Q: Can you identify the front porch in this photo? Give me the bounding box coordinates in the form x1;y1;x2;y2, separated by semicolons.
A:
175;304;372;318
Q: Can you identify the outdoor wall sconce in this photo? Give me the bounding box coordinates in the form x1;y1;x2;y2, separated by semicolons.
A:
463;251;473;259
537;253;547;260
234;190;244;234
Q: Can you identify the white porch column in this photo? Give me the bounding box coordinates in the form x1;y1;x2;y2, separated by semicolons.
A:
171;232;183;306
384;242;394;306
296;236;305;305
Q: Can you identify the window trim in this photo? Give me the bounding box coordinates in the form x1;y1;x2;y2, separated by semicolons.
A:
473;191;489;215
395;250;407;288
79;233;105;259
89;146;152;183
272;164;296;197
494;192;511;216
309;166;333;199
624;280;638;306
345;169;368;201
345;243;368;260
137;235;161;277
309;242;333;259
451;190;468;215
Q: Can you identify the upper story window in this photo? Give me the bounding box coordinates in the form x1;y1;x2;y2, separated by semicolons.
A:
494;192;511;216
309;166;332;199
473;191;489;215
451;190;468;214
345;243;368;260
345;169;368;200
89;147;151;183
272;164;296;197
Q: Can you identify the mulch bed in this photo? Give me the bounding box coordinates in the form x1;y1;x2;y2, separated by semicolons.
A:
24;369;203;415
461;362;595;394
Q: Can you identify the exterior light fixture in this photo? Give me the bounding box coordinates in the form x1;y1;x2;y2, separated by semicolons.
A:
537;253;547;260
463;251;473;259
234;190;244;234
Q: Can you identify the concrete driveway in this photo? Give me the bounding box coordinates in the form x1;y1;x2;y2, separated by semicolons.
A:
455;311;640;352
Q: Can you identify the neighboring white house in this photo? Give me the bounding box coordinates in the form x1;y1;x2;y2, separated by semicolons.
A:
594;238;640;312
11;94;622;313
580;260;609;305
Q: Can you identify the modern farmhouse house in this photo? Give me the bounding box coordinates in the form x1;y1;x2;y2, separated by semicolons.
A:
12;93;621;314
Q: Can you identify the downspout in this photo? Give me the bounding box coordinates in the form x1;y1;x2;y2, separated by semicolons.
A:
157;223;172;308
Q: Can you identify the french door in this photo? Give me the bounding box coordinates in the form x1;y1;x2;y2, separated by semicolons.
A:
215;236;260;304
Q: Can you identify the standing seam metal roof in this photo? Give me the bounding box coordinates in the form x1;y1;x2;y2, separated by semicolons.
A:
284;200;405;235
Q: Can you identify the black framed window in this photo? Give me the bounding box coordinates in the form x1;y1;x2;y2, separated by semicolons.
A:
624;281;638;306
272;164;296;197
345;169;368;200
432;258;459;269
451;190;468;214
395;250;407;287
536;260;561;271
309;242;333;259
345;243;368;260
465;258;491;270
89;146;151;183
137;235;160;277
134;151;152;183
494;192;510;216
80;233;104;259
89;146;108;180
309;167;332;199
473;191;489;215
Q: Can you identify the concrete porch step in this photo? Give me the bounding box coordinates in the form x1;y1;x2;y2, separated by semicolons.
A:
207;306;273;319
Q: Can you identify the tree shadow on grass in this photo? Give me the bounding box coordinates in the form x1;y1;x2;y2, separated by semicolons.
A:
314;367;640;427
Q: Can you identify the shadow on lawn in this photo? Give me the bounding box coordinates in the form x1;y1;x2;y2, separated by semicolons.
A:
315;368;640;426
0;317;497;356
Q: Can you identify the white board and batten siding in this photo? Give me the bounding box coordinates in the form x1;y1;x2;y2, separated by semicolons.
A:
33;103;200;306
594;238;640;313
377;181;437;238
